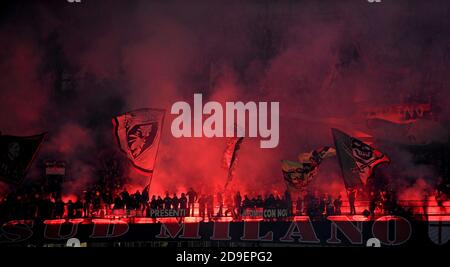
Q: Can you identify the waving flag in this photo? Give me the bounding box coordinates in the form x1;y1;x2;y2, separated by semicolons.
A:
282;160;318;190
298;146;336;164
283;146;336;190
113;109;165;173
222;136;244;189
0;133;46;184
332;128;390;189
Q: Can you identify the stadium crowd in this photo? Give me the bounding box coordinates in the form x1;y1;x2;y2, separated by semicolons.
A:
0;184;412;223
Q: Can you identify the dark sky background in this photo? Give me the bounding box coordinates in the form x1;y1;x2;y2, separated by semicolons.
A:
0;0;449;199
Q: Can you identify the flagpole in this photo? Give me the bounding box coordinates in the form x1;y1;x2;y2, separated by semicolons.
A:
147;110;166;192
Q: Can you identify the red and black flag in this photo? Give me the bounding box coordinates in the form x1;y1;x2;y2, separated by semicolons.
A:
0;133;46;184
113;109;165;173
222;136;244;189
332;128;389;189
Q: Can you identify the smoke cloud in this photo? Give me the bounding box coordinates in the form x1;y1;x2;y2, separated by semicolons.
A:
0;0;449;198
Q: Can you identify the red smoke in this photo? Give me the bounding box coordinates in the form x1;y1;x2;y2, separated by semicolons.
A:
0;1;449;201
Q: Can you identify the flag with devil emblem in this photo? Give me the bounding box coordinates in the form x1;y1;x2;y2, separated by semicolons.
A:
332;128;389;189
113;109;165;173
0;133;46;184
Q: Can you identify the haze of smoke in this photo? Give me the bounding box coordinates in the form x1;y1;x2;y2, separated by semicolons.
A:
0;1;449;197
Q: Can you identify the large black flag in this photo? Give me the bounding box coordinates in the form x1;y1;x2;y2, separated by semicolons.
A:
0;133;46;184
332;128;389;190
